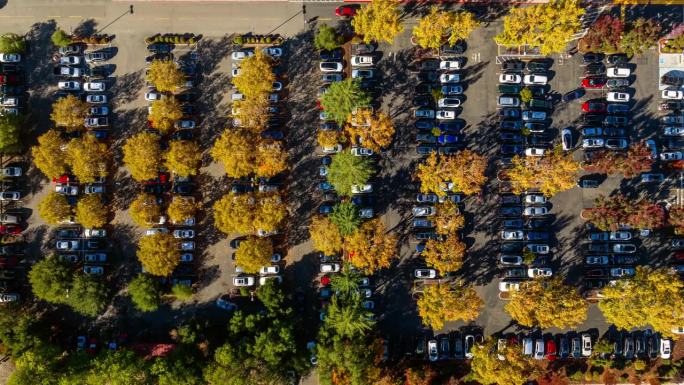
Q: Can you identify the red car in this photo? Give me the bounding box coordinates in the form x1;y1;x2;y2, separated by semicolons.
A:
335;4;359;17
52;174;76;185
545;339;557;361
582;101;607;113
674;251;684;260
0;225;21;235
581;76;606;89
0;256;17;268
0;74;19;85
143;171;169;185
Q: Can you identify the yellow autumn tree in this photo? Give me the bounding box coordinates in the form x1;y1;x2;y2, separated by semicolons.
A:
149;96;183;134
494;0;585;55
416;151;487;197
417;282;482;330
309;216;343;256
137;233;180;277
434;200;464;235
449;11;480;45
38;191;72;225
164;140;201;177
471;338;542;385
231;51;275;99
235;237;273;274
167;197;197;225
317;130;341;148
32;130;67;179
423;234;466;275
598;267;684;336
145;59;185;92
50;94;89;131
211;129;257;178
351;0;404;44
74;194;108;229
256;141;288;178
505;278;588;329
213;192;256;235
412;7;454;49
123;132;162;182
344;218;397;273
345;109;395;152
508;149;579;197
129;193;162;228
233;97;270;133
254;193;288;233
65;135;108;183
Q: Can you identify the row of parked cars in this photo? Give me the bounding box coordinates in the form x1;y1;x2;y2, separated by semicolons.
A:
228;44;288;289
0;51;22;116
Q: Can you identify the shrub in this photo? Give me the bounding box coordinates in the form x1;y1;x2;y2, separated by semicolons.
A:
265;36;272;43
51;29;72;47
234;36;244;45
633;359;646;372
171;283;192;301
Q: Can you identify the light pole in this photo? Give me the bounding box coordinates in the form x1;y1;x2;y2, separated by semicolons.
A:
94;5;134;35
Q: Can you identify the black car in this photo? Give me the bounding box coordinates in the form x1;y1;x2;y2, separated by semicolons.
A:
170;130;193;141
578;177;600;188
145;52;173;65
181;104;195;115
415;120;434;130
173;183;195;196
319;48;343;61
412;95;433;107
659;101;684;111
175;92;199;103
410;59;440;72
604;127;627;137
501;60;524;72
499;108;521;119
502;218;524;229
416;72;438;82
499;206;522;216
606;54;629;66
143;184;166;195
500;144;523;155
85;240;104;250
0;64;20;74
351;195;374;206
352;43;375;55
272;65;285;76
415;82;435;94
416;145;437;155
0;85;23;95
606;78;630;89
261;130;284;140
667;138;684;149
438;146;459;155
57;228;81;238
525;218;550;229
525;135;549;146
499;132;523;142
525;232;549;241
562;88;586;103
527;59;552;72
583;113;605;124
319;122;338;131
500;120;522;130
230;184;254;194
147;44;174;53
438;120;465;132
584;63;606;76
582;53;605;65
440;43;465;55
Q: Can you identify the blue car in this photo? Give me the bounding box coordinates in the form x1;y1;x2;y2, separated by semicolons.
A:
319;167;328;177
319;204;334;214
438;134;458;144
317;182;333;191
438;120;465;132
416;243;426;254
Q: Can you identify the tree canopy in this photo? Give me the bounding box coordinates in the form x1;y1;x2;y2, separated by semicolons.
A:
319;79;372;126
75;194;108;229
231;51;275;100
0;115;21;154
51;29;71;47
28;256;72;304
129;193;162;227
345;109;395;152
0;33;26;54
211;129;256;178
309;216;344;256
32;129;67;179
416;151;487;196
127;273;161;312
38;191;72;224
351;0;404;44
165;140;201;177
123;132;162;182
598;267;684;336
494;0;585;55
470;337;542;385
329;202;361;236
507;149;580;197
344;218;397;273
620;17;662;57
168;196;196;225
137;233;180;277
51;94;88;130
315;24;343;50
146;59;185;92
412;7;479;49
505;278;588;329
327;151;375;197
235;237;273;274
149;96;183;134
423;234;466;274
65;135;108;183
417;282;482;330
213;192;287;236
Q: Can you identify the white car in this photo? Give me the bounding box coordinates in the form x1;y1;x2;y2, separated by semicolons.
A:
523;74;548;85
173;229;195;239
261;47;283;57
319;62;343;72
582;138;605;148
607;91;630;102
660;151;683;161
414;269;437;279
259;275;283;285
524;194;546;204
83;81;106;92
1;166;21;177
84;228;106;238
350;55;374;67
581;334;592;357
84;253;107;263
524;206;548;216
58;81;80;91
322;144;343;154
0;96;18;107
609;231;631;241
59;56;82;66
526;244;549;254
660;339;672;359
233;276;255;287
350;147;373;156
320;263;340;273
86;94;107;104
0;293;20;302
0;191;20;201
230;68;241;77
55;185;78;195
499;73;522;84
428;340;438;362
412;206;436;217
662;89;684;100
610;267;635;277
528;267;553;278
663;126;684;136
231;50;254;61
351;184;372;194
146;227;168;236
498;281;520;292
606;67;630;78
0;53;20;63
534;340;545;360
144;91;162;101
180;241;195;251
439;73;460;83
436;110;456;120
525;147;545;157
562;128;572;151
439;60;461;70
438;98;461;108
259;265;280;275
501;230;523;240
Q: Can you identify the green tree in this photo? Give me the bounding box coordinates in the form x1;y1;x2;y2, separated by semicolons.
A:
316;331;375;385
171;284;193;301
0;33;26;54
128;273;161;312
319;79;372;125
85;349;150;385
620;17;662;56
315;24;343;50
51;29;71;47
38;191;72;224
329;202;361;236
151;354;203;385
28;256;72;304
0;114;21;154
69;274;109;317
323;296;373;339
329;266;362;298
327;151;374;197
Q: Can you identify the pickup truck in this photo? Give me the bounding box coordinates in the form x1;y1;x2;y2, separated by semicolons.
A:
53;66;82;78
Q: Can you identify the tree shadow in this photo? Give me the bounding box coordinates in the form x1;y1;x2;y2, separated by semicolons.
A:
113;70;143;105
73;19;98;38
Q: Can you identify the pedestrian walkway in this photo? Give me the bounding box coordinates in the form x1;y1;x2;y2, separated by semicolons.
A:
570;4;610;41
